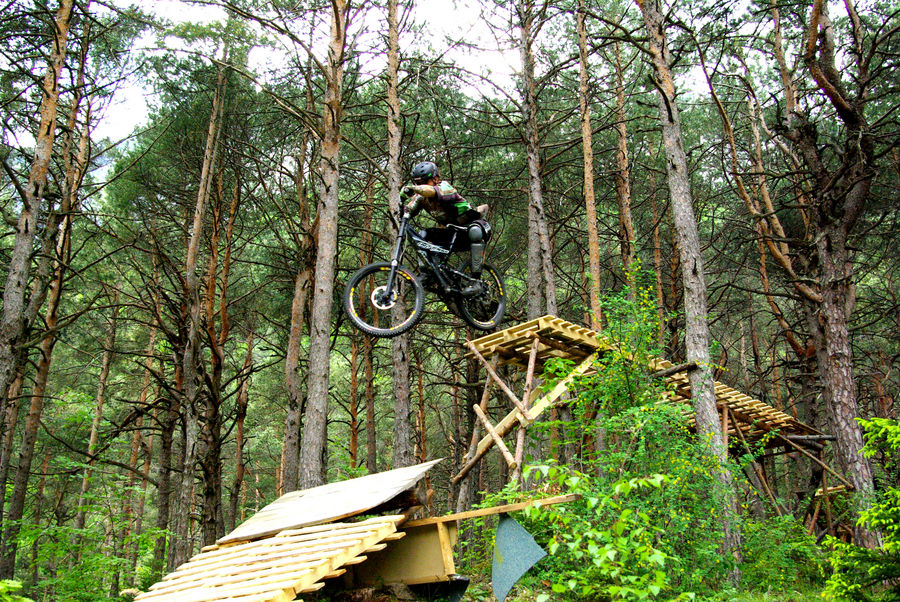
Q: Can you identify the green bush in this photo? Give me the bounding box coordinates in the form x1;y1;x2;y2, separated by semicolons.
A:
740;515;824;592
0;581;31;602
824;418;900;600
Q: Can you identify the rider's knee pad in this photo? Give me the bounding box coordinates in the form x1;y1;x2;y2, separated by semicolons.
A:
468;224;484;243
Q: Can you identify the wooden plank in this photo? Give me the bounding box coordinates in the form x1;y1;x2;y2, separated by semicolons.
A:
352;522;459;587
436;522;456;576
217;459;440;545
468;342;532;423
137;517;402;602
473;404;517;470
453;352;597;484
405;494;580;527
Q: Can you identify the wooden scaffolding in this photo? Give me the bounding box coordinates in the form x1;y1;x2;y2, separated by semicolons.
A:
453;315;850;502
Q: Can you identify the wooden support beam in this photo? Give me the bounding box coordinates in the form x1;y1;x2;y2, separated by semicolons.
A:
405;494;581;527
473;404;517;471
775;434;855;491
650;362;698;379
436;522;455;576
467;342;532;423
452;353;596;485
732;415;783;516
513;337;542;483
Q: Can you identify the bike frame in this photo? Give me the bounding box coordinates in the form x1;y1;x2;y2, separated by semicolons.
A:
380;214;472;301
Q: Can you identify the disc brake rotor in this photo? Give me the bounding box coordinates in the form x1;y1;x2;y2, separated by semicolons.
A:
371;285;396;310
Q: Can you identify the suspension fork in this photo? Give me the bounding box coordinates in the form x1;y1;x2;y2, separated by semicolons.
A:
379;215;408;302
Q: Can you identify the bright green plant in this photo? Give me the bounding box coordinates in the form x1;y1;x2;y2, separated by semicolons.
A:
824;418;900;600
0;581;31;602
740;515;823;592
518;464;693;600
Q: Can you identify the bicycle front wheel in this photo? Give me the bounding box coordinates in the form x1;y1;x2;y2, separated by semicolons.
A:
343;262;425;338
459;263;506;331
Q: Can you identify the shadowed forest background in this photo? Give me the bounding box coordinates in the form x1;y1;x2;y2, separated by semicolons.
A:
1;0;899;599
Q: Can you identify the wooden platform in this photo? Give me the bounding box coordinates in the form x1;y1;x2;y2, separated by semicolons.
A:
461;315;820;469
136;516;406;602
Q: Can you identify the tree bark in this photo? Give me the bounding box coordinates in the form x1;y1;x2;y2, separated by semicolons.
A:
283;146;314;493
299;0;349;488
229;330;255;532
576;0;602;329
519;0;557;317
636;0;742;581
0;0;74;416
613;39;636;285
386;0;413;469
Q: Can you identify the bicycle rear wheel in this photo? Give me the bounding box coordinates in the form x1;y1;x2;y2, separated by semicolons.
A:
343;262;425;338
458;263;505;331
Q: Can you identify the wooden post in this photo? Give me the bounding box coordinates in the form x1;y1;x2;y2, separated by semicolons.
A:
776;434;854;491
467;342;531;423
474;405;517;471
513;338;541;482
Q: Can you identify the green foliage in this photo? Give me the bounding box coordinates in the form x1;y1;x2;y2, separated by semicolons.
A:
739;516;824;592
824;419;900;601
523;464;690;601
17;518;165;601
480;280;825;599
0;581;31;602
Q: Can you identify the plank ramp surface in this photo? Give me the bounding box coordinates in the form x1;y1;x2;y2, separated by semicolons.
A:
218;459;441;545
135;516;405;602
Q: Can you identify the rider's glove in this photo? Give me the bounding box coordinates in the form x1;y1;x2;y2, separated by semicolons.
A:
400;185;415;200
399;205;410;218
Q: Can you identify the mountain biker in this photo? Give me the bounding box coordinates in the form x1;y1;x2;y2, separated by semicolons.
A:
399;161;490;296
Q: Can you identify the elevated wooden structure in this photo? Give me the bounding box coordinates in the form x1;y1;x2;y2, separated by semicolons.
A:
454;315;835;486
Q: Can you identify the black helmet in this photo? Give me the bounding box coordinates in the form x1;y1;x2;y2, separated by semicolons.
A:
411;161;439;184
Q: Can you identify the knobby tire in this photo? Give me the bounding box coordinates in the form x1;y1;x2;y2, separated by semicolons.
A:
343;262;425;338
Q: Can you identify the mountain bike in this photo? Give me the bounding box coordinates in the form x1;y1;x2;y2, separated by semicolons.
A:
343;212;505;338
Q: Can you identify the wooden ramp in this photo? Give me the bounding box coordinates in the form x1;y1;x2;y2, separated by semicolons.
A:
136;516;405;602
454;315;826;484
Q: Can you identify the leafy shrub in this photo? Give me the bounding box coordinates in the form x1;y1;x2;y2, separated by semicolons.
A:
0;581;31;602
740;516;824;592
521;464;692;600
824;418;900;600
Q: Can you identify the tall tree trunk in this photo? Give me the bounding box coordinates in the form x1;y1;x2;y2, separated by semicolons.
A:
797;0;877;544
299;0;349;488
172;56;227;567
283;147;314;493
360;202;378;474
519;0;556;317
636;0;742;581
649;169;666;347
229;330;255;532
576;0;602;329
0;0;74;416
0;62;88;572
385;8;413;467
613;39;636;285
